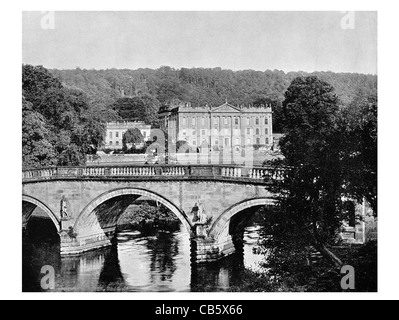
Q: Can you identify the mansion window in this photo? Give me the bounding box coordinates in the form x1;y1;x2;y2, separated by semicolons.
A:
109;132;113;138
256;128;260;135
246;118;250;125
192;118;196;126
235;118;239;125
214;117;219;125
256;138;260;145
246;128;251;135
265;138;269;145
265;118;269;125
256;118;259;125
109;141;113;145
116;141;119;145
265;128;269;135
225;138;230;146
116;132;119;138
224;118;228;125
201;130;206;135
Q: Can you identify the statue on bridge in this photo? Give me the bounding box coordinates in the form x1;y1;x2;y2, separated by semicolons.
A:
191;200;207;224
60;195;70;220
191;200;210;238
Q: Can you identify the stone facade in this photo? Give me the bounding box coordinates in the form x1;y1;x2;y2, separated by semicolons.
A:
158;102;273;152
104;121;151;150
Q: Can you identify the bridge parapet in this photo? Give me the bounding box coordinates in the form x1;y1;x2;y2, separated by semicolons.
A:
22;165;285;184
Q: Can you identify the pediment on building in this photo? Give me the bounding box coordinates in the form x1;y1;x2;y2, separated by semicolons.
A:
211;103;242;113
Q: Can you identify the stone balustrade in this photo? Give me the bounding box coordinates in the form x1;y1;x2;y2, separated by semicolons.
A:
221;167;242;178
109;166;156;176
161;166;186;176
22;164;285;183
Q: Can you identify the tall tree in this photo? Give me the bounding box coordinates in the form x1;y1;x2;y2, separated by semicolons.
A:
268;76;347;267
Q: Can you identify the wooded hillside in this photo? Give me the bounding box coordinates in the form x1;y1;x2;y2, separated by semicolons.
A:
50;67;377;131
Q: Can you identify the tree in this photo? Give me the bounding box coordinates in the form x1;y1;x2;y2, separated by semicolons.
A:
111;95;160;126
22;64;63;107
22;96;57;169
340;93;377;214
141;94;161;126
122;128;144;152
22;64;106;168
264;79;377;273
267;76;347;268
176;140;190;153
112;97;143;120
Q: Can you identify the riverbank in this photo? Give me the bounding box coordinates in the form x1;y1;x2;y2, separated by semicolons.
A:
228;241;377;292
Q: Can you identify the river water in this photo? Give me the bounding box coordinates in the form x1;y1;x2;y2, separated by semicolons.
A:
23;222;266;292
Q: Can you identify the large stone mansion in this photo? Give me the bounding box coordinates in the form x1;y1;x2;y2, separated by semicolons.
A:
158;101;273;152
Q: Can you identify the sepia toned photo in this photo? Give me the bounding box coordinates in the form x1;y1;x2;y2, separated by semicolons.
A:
22;11;377;293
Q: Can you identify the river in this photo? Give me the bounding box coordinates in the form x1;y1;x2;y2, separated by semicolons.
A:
23;221;266;292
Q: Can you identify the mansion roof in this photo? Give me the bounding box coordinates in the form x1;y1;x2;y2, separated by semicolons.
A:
106;120;151;129
158;102;272;115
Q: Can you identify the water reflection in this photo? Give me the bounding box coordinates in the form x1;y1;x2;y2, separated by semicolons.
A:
23;221;266;292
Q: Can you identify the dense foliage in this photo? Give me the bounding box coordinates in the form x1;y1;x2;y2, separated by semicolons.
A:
111;95;160;126
340;93;377;214
228;240;377;292
22;65;107;169
51;67;377;132
118;201;179;229
122;128;145;152
263;76;377;272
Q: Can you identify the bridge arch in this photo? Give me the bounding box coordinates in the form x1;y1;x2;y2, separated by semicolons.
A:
209;197;276;241
22;194;61;232
74;187;194;237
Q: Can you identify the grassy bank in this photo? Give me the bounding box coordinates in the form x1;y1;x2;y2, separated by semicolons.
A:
228;241;377;292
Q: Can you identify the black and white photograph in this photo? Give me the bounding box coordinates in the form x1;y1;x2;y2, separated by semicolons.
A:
3;0;399;302
19;10;379;294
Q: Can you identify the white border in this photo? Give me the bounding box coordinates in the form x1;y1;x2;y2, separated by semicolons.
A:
1;0;398;300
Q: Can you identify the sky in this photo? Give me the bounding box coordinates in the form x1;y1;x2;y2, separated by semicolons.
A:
22;11;377;74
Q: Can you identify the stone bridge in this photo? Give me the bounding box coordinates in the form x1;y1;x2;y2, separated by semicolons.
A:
22;165;283;263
